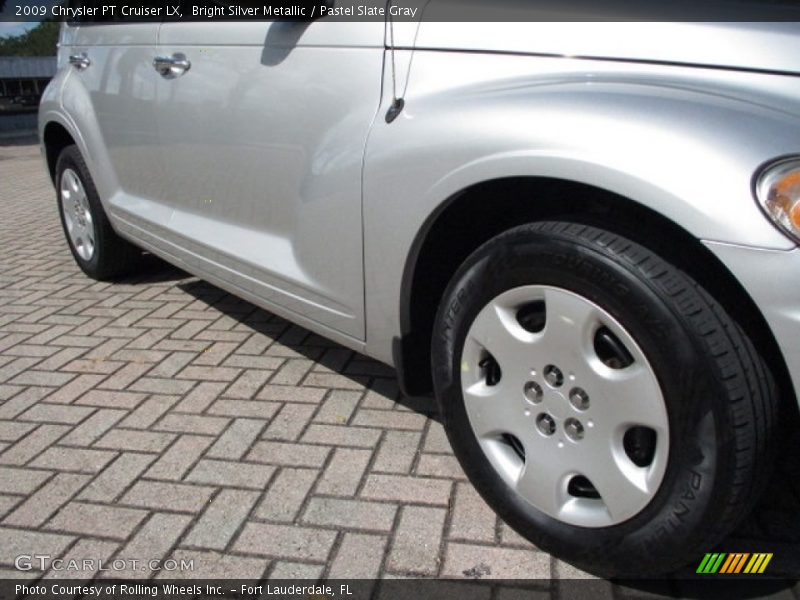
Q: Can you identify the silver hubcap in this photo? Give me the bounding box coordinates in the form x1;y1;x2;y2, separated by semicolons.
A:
60;168;95;261
461;285;669;527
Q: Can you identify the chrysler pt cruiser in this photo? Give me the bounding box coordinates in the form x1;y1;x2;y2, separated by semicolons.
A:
39;9;800;577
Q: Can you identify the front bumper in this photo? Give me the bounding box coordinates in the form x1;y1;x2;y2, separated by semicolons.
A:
704;241;800;409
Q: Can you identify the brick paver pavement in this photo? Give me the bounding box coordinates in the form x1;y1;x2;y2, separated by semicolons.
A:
1;139;799;597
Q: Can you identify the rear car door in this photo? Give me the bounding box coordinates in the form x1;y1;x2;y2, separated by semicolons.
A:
153;16;385;340
65;13;165;229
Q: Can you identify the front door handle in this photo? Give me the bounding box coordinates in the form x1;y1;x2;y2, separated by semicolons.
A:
153;53;191;78
68;52;91;70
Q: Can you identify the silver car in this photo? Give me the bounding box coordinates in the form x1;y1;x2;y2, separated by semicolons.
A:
39;11;800;577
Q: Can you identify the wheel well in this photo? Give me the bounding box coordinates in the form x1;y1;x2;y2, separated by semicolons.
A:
397;177;796;414
43;122;75;183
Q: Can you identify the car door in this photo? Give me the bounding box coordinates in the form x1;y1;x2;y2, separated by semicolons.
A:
66;17;165;228
153;16;385;341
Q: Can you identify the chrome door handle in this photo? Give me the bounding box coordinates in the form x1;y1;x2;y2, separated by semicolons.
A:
153;53;191;78
68;52;91;70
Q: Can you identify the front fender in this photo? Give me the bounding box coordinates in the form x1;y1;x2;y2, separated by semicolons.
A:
362;49;800;362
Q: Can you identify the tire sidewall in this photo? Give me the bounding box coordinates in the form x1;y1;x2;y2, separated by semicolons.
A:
432;224;733;577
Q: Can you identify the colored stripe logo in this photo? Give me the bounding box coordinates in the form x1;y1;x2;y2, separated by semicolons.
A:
697;553;773;574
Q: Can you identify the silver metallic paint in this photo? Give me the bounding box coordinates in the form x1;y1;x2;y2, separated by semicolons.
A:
40;20;800;405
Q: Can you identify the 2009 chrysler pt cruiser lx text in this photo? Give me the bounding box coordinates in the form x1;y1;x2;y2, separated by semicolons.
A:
39;12;800;577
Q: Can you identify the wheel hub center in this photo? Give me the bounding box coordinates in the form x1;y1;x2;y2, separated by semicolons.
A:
524;365;590;444
73;201;85;227
546;389;570;421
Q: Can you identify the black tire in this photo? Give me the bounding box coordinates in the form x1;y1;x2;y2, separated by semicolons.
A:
432;221;778;578
55;145;141;280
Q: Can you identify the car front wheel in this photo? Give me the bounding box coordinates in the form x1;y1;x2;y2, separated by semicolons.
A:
432;221;778;577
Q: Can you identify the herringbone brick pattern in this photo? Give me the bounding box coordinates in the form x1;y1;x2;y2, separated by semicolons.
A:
0;141;554;584
1;140;799;596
